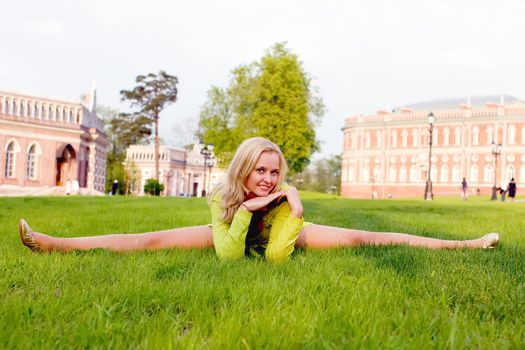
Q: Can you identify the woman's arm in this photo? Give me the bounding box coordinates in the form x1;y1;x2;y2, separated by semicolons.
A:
211;191;284;260
265;188;304;263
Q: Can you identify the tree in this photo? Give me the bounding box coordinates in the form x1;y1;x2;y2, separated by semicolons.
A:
121;71;179;181
98;106;152;194
289;154;342;194
199;43;324;174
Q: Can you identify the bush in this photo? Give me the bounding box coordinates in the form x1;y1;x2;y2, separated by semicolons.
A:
143;178;164;196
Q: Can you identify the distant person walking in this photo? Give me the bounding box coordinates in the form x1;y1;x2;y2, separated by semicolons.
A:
500;182;507;202
508;178;517;202
461;178;468;200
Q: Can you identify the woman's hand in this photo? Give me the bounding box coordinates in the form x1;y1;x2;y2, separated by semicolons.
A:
240;191;283;212
282;187;303;218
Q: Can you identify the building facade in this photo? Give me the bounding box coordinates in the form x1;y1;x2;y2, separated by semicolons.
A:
341;95;525;199
125;143;225;196
0;88;109;195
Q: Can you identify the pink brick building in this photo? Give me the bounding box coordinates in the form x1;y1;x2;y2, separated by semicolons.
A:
0;88;109;195
341;95;525;199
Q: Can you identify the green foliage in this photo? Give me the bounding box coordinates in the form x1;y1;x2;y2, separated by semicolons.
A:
121;71;179;180
143;178;165;196
290;154;342;194
199;43;324;174
98;106;150;194
1;196;524;348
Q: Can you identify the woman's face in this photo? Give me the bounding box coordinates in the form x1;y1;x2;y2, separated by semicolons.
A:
245;151;280;197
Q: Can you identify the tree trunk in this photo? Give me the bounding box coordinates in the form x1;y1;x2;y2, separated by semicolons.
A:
155;114;159;181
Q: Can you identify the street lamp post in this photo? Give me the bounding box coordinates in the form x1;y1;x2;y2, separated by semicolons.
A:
200;145;212;197
490;141;502;200
424;112;435;200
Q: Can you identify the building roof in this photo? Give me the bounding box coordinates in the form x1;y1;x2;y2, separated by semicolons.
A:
393;94;524;113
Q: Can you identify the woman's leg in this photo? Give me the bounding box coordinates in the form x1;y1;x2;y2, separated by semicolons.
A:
29;225;214;252
296;224;494;249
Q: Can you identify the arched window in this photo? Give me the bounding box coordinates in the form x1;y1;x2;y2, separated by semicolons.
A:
430;165;437;182
409;165;417;182
454;127;461;146
470;164;479;183
472;126;480;145
364;131;371;149
401;129;408;147
5;142;15;178
389;165;396;182
452;165;461;183
350;133;357;149
440;165;449;183
484;165;493;183
521;126;525;145
27;145;36;179
375;130;382;148
411;129;418;147
391;130;398;148
520;165;525;183
362;166;370;183
443;127;450;146
506;165;515;182
399;165;407;182
508;125;516;145
347;166;354;182
486;125;494;145
373;165;381;182
432;128;439;146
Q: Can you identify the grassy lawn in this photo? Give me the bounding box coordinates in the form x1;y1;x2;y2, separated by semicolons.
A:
1;193;524;349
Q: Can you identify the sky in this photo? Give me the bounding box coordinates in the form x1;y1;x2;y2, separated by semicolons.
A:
2;0;525;157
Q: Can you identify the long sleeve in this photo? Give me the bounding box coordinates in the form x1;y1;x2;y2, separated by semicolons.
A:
210;195;252;260
264;202;303;263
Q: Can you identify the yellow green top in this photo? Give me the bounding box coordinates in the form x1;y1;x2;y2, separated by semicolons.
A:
209;194;304;263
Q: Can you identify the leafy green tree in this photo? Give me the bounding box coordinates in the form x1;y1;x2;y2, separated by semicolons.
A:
199;43;324;174
144;178;164;196
98;106;151;194
121;71;179;181
290;154;342;194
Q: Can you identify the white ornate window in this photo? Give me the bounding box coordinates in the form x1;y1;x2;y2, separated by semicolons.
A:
430;165;437;182
362;166;370;183
472;126;480;145
521;126;525;145
470;164;479;183
399;165;407;182
506;165;515;182
391;130;398;148
454;127;461;146
364;132;371;149
508;124;516;145
373;165;381;182
351;133;357;149
401;129;408;147
443;128;450;146
410;165;417;182
375;130;382;148
26;145;36;179
440;165;449;183
432;128;439;146
389;165;396;182
520;165;525;183
347;166;354;182
484;165;493;183
452;165;461;183
486;125;494;145
5;142;15;177
411;129;418;147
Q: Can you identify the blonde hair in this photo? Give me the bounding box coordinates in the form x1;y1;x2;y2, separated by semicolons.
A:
209;137;288;224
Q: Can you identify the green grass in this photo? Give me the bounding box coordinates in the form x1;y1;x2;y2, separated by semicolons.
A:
1;194;524;349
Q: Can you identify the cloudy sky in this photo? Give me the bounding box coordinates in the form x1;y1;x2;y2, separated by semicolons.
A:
2;0;524;156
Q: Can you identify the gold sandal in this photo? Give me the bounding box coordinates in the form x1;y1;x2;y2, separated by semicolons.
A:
19;219;41;252
482;233;499;249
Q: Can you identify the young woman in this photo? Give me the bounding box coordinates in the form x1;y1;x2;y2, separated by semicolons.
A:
19;137;500;262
